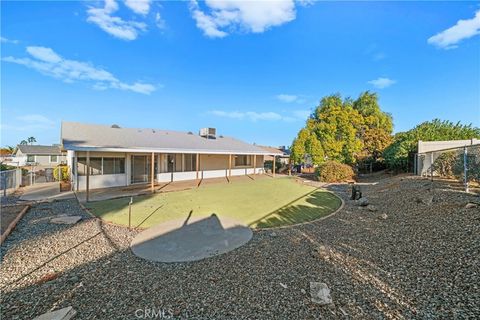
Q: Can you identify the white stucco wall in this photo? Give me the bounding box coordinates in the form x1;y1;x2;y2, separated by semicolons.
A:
77;174;127;190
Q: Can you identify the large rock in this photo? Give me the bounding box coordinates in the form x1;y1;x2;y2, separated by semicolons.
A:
367;205;377;212
356;198;369;207
310;282;332;305
33;306;76;320
50;215;82;225
465;202;479;209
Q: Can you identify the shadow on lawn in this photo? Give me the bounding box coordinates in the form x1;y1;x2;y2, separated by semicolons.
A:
250;190;341;228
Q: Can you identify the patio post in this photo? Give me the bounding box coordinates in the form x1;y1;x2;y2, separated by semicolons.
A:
288;157;291;176
253;154;256;179
272;155;276;178
86;151;90;202
196;153;200;181
229;154;232;178
151;152;155;193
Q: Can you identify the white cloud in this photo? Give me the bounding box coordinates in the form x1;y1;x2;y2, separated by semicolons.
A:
367;77;396;89
189;0;296;38
3;46;156;95
86;0;147;41
124;0;151;15
276;94;298;103
155;12;166;30
1;37;19;44
17;114;55;126
1;114;57;132
210;109;308;122
428;9;480;49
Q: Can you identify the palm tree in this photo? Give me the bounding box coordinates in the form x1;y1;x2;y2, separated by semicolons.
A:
27;136;36;145
20;140;28;145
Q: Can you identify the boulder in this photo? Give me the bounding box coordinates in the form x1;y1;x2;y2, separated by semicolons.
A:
33;307;76;320
379;213;388;220
356;198;369;207
310;282;332;305
367;205;377;212
50;216;82;225
465;203;479;209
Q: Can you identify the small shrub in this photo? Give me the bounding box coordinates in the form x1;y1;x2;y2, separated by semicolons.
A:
316;161;355;182
264;160;284;173
53;165;70;182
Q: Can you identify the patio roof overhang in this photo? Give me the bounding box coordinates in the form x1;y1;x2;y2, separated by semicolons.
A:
64;146;284;156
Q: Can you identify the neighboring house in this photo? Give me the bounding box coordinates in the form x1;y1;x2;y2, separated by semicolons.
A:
259;145;290;165
13;145;66;168
61;122;282;191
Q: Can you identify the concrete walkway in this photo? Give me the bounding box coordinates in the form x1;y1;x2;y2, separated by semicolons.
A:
19;182;74;202
131;214;252;263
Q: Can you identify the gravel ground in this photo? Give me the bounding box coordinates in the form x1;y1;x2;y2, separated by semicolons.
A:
1;176;479;319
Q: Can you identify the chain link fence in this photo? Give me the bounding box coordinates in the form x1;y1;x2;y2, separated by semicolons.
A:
0;169;22;197
415;144;480;192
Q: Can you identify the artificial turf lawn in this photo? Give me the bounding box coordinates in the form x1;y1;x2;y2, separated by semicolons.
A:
87;177;342;229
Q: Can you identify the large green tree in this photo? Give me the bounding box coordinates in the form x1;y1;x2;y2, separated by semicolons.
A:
291;92;392;166
353;91;393;162
383;119;480;170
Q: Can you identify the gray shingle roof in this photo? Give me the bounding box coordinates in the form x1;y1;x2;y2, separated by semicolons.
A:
61;122;280;155
17;145;63;155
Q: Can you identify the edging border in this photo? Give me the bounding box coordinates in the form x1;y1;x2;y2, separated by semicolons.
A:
74;181;345;232
0;205;31;245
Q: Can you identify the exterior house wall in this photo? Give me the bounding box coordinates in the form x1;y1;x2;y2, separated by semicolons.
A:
73;151;267;190
74;151;128;191
13;149;67;168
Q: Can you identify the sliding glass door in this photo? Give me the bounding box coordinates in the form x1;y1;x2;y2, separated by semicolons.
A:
131;155;157;184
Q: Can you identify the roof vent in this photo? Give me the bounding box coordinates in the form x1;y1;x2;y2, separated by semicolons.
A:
111;124;121;128
199;127;216;139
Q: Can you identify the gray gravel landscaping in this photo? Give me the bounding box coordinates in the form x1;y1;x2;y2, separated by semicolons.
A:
1;175;479;319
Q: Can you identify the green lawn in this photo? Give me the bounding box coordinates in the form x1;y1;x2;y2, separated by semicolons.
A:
87;177;341;229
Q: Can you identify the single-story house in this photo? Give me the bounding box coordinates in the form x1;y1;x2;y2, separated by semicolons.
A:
13;145;66;168
259;145;290;165
61;122;283;192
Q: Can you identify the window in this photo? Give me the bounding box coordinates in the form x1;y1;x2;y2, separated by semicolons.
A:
103;158;125;174
77;157;101;175
235;155;251;166
184;154;197;171
27;155;35;163
50;155;58;162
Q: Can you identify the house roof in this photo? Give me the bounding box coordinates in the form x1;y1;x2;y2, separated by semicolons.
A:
258;145;290;157
61;122;281;155
16;145;63;155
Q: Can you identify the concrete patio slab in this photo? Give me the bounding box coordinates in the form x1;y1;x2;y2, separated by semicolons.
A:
77;174;271;203
20;182;74;202
131;214;253;263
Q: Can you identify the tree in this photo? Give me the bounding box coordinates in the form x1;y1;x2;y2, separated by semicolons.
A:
352;91;393;162
383;119;480;171
20;140;28;145
291;92;391;166
27;136;36;145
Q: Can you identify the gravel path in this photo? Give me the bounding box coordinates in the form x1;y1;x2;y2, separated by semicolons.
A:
1;176;479;319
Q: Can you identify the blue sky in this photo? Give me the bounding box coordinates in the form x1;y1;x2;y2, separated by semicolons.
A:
1;0;479;148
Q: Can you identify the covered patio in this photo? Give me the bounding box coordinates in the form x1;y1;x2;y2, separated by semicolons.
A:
75;174;273;203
